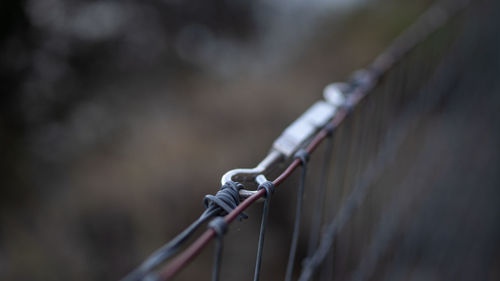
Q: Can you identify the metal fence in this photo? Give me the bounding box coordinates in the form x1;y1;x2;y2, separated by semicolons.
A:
123;0;500;280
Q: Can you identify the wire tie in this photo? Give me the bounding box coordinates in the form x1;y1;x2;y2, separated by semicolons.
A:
294;149;310;165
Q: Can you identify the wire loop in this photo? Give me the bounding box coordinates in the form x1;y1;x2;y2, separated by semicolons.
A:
204;181;248;220
208;217;228;237
257;180;275;198
294;149;310;165
324;123;336;137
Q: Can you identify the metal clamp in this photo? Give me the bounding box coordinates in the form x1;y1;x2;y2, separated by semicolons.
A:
222;83;347;198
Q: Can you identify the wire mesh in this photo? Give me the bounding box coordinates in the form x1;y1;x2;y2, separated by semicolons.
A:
123;0;500;280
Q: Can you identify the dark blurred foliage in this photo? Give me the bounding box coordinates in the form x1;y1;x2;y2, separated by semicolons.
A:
0;0;258;213
0;0;256;136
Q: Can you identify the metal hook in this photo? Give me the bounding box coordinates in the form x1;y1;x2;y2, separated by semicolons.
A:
221;150;283;188
223;85;347;199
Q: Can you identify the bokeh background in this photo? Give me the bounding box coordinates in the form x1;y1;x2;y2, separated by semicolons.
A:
1;0;499;281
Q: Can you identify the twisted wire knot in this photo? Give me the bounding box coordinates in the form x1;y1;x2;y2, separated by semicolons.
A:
208;217;228;236
204;181;248;220
295;149;310;165
324;123;336;137
257;181;275;198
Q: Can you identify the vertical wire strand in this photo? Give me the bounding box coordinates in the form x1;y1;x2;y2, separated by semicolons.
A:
253;181;275;281
306;136;334;258
208;217;228;281
285;150;310;281
211;237;224;281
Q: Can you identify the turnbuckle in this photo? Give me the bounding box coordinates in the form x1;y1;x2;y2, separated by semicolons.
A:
221;83;348;199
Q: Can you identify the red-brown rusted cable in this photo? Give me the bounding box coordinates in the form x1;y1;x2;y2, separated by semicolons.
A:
158;107;353;281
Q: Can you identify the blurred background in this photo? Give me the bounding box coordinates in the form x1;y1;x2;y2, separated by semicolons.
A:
1;0;499;280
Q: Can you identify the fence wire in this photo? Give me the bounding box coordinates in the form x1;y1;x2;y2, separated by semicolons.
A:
122;0;500;280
